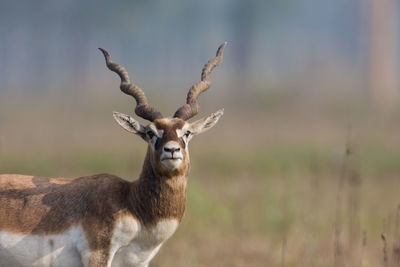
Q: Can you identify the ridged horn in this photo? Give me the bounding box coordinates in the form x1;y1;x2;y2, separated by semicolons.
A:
99;48;163;122
173;42;227;121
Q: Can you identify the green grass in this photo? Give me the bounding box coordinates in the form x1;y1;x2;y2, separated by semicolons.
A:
1;93;400;266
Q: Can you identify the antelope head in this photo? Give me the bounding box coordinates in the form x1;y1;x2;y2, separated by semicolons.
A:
99;43;226;177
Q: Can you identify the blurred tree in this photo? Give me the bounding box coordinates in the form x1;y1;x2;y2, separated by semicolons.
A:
229;0;294;93
368;0;398;109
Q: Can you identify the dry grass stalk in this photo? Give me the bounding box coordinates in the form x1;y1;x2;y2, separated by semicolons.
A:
393;205;400;267
382;233;389;267
347;170;361;251
280;235;287;267
359;231;367;267
334;126;352;267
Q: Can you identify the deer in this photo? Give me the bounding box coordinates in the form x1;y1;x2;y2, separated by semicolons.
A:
0;42;226;267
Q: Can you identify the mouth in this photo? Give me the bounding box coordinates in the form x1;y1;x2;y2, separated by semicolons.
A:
160;156;183;169
161;157;183;161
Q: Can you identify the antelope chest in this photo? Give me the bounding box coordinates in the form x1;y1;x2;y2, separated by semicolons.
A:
110;216;179;266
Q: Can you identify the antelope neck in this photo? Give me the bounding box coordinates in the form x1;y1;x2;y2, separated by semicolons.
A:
128;150;188;227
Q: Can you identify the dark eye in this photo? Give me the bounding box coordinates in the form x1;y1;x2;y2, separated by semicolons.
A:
147;131;155;139
184;130;191;137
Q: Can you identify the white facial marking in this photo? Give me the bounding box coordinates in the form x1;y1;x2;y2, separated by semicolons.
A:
176;123;192;147
160;141;183;169
176;123;189;138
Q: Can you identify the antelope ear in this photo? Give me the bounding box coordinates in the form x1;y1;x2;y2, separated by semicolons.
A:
112;111;146;137
190;109;224;135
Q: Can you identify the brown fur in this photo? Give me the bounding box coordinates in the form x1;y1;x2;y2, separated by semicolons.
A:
152;118;186;149
0;140;188;266
129;150;188;226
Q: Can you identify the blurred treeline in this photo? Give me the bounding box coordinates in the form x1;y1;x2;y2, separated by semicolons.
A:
0;0;398;107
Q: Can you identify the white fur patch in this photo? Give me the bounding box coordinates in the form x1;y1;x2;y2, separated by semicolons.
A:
111;218;179;267
161;159;182;170
0;218;179;267
160;141;184;170
0;227;89;267
176;123;190;138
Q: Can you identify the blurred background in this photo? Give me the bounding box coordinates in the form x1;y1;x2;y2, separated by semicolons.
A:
1;0;400;266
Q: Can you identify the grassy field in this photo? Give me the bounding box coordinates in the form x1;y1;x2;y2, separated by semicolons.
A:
1;90;400;266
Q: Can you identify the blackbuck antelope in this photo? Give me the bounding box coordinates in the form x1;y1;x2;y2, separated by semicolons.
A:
0;43;226;267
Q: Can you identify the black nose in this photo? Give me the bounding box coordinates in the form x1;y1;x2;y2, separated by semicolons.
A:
164;147;180;153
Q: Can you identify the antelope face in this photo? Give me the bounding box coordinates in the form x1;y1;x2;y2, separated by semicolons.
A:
100;42;226;175
144;118;188;172
112;110;224;175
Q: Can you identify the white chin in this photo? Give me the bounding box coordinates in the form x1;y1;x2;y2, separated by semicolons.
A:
161;159;183;170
